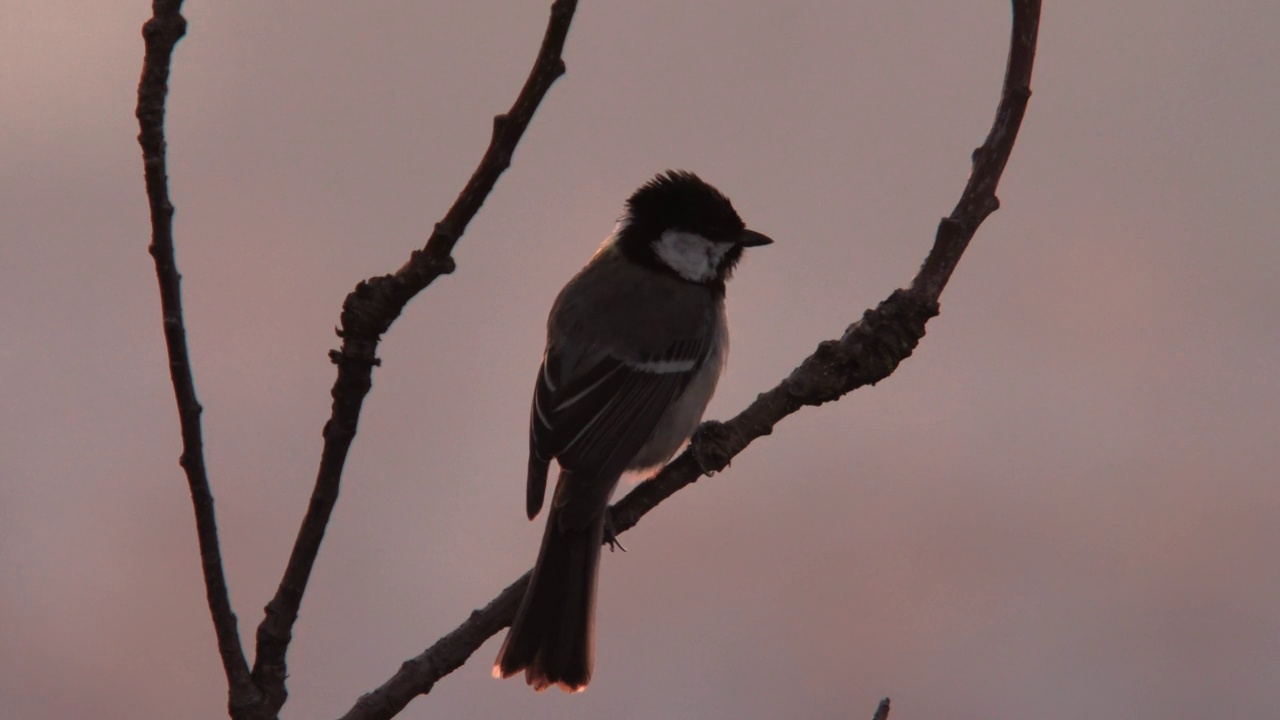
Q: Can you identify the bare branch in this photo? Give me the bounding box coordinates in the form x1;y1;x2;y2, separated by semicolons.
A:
912;0;1041;300
343;1;1041;714
339;576;529;720
614;0;1040;523
246;1;581;717
872;697;892;720
135;0;261;715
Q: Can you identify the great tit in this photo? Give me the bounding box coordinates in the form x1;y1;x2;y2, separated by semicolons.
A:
493;170;772;692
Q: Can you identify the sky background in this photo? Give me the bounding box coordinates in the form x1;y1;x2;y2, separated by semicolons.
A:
3;1;1279;719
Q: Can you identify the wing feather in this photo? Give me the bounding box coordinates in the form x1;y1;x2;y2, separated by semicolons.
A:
525;337;709;523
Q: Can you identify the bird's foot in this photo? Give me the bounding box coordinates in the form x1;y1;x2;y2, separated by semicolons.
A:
603;511;627;553
691;420;734;476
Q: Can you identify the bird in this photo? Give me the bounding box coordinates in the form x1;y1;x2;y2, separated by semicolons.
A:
492;170;772;693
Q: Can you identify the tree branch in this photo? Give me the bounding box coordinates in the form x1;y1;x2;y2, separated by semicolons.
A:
911;0;1040;300
246;2;581;717
340;2;1040;717
135;0;261;715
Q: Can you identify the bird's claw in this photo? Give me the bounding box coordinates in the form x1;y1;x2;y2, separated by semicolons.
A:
603;512;627;553
692;420;733;476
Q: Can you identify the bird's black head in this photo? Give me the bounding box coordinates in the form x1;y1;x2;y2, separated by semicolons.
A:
614;170;772;291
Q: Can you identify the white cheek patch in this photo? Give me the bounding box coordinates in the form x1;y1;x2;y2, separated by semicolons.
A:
654;230;732;282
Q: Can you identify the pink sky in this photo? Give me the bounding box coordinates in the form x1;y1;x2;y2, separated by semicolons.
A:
3;2;1278;718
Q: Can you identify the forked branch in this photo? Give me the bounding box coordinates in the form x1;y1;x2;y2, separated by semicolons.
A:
248;2;580;717
137;1;580;718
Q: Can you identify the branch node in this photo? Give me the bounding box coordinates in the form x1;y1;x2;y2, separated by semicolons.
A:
432;221;455;245
329;345;382;368
939;216;964;235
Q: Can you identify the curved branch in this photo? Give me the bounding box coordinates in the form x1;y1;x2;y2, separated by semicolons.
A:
912;0;1040;300
618;0;1040;530
247;1;581;717
136;1;262;715
341;2;1040;716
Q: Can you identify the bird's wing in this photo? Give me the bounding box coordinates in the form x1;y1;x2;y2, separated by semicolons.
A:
526;336;709;525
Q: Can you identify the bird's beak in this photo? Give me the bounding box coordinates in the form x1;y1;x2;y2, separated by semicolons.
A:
738;229;774;247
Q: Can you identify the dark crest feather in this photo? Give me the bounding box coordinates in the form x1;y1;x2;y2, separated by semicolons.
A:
615;170;750;289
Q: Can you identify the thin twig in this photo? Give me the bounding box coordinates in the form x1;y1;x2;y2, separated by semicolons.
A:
135;0;261;715
339;575;531;720
342;2;1041;716
246;2;580;717
912;0;1041;300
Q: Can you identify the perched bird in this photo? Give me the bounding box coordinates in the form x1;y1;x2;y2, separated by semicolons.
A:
492;170;771;692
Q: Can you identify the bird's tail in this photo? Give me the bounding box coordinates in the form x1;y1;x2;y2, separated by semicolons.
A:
493;496;604;692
